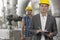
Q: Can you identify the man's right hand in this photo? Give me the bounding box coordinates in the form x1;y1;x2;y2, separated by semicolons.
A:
21;36;24;40
36;29;43;33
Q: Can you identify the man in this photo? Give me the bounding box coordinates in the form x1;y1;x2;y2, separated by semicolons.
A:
21;6;33;40
28;0;58;40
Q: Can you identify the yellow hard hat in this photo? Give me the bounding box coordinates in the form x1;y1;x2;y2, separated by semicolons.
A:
39;0;49;5
25;6;32;11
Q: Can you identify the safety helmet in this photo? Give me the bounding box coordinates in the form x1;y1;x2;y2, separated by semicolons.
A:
39;0;49;5
25;6;32;11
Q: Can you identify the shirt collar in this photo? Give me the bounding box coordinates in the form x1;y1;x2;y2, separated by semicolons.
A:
40;13;47;17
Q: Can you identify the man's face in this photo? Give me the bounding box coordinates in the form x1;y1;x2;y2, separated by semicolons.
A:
39;4;49;13
27;11;32;15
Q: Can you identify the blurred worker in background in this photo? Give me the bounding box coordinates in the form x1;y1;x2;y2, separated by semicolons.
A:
21;6;33;40
28;0;58;40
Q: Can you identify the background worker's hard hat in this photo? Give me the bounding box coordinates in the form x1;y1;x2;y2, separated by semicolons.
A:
25;6;32;11
39;0;49;5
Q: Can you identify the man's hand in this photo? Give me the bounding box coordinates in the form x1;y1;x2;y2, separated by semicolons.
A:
36;29;43;33
21;36;24;40
45;32;53;38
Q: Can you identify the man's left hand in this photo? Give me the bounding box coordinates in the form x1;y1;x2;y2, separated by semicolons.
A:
45;32;53;38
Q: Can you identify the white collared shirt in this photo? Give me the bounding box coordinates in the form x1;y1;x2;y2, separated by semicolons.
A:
40;13;47;40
